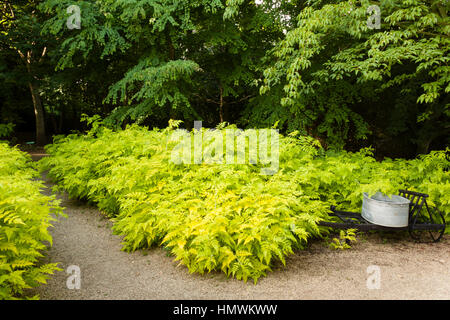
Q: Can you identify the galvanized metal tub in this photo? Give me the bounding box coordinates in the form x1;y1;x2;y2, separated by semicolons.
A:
361;192;411;228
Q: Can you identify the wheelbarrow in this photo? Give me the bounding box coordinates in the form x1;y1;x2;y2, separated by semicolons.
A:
319;189;446;243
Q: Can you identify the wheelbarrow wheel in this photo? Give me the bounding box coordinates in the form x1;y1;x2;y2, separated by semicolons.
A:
408;206;446;243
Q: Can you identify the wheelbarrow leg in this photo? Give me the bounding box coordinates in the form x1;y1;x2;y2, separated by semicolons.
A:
407;196;446;243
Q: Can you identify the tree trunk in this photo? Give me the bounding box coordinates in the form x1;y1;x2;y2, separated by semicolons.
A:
28;82;46;145
219;86;224;123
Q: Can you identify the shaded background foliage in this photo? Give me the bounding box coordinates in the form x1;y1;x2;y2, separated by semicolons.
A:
0;0;448;158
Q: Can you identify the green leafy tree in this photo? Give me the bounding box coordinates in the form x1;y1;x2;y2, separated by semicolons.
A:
39;0;291;127
261;0;449;153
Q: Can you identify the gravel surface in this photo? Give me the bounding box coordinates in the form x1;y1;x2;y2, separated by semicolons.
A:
28;154;450;300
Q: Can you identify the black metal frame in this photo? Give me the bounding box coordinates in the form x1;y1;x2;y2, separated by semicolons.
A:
319;189;446;242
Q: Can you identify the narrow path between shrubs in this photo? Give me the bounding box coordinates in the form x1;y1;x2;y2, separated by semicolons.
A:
29;152;450;300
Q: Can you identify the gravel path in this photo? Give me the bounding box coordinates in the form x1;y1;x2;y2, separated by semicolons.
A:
29;154;450;300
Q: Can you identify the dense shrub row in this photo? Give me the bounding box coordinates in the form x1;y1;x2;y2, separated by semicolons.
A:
0;143;63;299
40;124;449;282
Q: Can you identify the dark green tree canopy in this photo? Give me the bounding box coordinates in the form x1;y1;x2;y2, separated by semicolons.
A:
1;0;448;156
